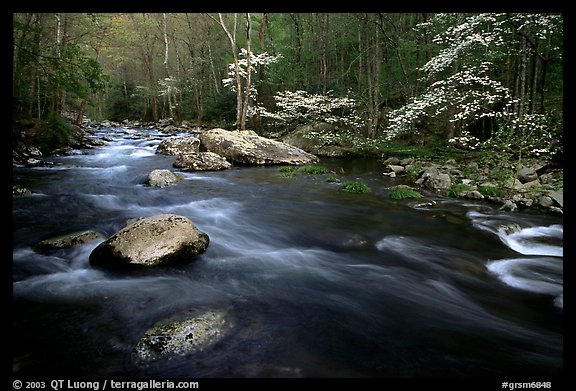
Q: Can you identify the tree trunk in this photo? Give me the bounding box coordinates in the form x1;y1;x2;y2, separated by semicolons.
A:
290;13;303;89
364;14;374;135
240;13;252;131
372;13;382;138
162;13;173;118
518;34;527;119
75;100;86;125
529;53;538;115
216;13;243;129
444;14;464;141
207;44;220;95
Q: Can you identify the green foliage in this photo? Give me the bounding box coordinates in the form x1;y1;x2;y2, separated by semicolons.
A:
279;172;297;179
35;113;74;153
379;141;463;163
326;176;340;183
341;181;372;193
447;183;473;197
203;92;237;124
478;186;505;198
405;165;421;181
298;164;330;174
484;112;563;160
106;79;144;121
277;166;297;179
389;186;423;199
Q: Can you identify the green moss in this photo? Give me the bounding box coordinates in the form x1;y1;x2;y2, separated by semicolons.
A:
389;186;423;199
278;166;297;173
341;181;371;193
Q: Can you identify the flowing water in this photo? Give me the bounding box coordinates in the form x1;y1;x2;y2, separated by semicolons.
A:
12;127;563;378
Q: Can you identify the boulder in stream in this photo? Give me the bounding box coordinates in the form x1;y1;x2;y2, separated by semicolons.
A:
33;230;105;253
133;308;232;364
89;214;209;268
156;136;200;156
173;152;232;171
200;128;319;165
146;169;182;188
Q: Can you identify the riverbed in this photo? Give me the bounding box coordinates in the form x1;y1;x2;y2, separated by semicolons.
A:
12;126;563;378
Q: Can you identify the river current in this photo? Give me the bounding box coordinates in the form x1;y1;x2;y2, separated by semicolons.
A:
12;127;563;378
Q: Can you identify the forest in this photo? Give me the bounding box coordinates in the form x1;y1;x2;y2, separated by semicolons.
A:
12;13;565;380
13;12;563;159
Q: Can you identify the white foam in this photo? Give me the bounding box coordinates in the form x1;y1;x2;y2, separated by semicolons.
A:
487;257;563;305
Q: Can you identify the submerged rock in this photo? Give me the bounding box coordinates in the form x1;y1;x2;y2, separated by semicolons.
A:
200;128;319;165
13;185;32;197
89;214;209;268
133;309;232;364
33;230;105;253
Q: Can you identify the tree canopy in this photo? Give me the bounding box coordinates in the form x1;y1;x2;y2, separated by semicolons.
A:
13;12;563;157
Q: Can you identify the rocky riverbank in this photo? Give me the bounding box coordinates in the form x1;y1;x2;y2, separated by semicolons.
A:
13;116;563;216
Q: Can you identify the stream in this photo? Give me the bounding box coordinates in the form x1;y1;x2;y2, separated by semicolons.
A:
12;126;563;378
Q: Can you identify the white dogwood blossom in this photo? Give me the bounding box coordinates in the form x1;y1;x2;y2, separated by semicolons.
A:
259;90;362;127
386;13;562;143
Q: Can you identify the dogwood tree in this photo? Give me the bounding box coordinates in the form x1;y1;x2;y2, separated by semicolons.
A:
259;89;361;128
386;13;562;146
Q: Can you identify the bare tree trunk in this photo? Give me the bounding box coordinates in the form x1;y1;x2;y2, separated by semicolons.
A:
162;13;173;118
529;54;538;115
240;13;252;131
357;22;362;92
518;35;527;119
253;12;268;133
52;13;63;115
75;100;86;125
214;13;242;129
539;34;552;114
290;13;303;89
372;13;381;138
207;44;220;95
364;14;374;135
444;13;464;141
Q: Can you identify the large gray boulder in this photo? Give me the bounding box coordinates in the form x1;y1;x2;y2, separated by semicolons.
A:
89;214;209;268
200;128;319;165
173;152;232;171
156;136;200;156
